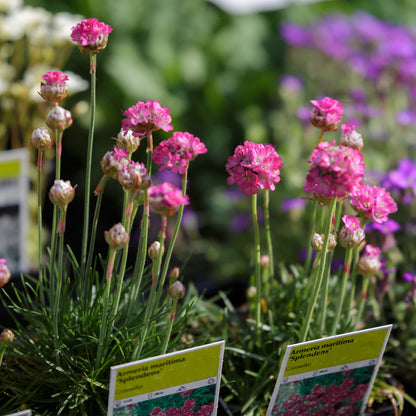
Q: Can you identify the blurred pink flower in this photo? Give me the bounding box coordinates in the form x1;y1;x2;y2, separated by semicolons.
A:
350;184;397;223
153;131;207;174
122;100;173;137
226;141;284;195
71;18;113;54
0;258;11;288
303;140;365;204
148;182;189;216
310;96;344;131
340;123;364;150
358;244;382;276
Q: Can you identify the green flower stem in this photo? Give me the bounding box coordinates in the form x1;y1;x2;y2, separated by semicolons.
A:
125;192;149;324
300;197;337;342
318;251;333;336
355;274;370;329
54;129;63;180
36;151;44;300
96;249;116;368
161;298;179;355
263;189;274;298
304;202;318;277
347;246;361;314
0;344;6;366
252;193;262;342
331;247;353;335
81;53;97;273
156;168;188;306
146;129;153;176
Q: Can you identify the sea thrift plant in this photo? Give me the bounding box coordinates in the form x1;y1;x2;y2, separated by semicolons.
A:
310;96;344;134
39;71;69;104
70;17;113;54
148;182;189;217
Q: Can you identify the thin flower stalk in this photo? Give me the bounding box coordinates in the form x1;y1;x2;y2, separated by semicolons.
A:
318;250;333;335
355;274;370;329
263;189;275;296
36;152;44;295
161;297;179;355
81;53;97;272
300;197;337;342
252;193;262;341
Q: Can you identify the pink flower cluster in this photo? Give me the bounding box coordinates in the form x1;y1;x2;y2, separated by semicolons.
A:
153;132;207;175
350;184;397;223
338;214;365;248
122;100;174;137
39;71;69;104
71;18;113;54
303;140;365;203
148;182;189;216
149;399;213;416
226;141;284;195
273;379;368;416
310;97;344;132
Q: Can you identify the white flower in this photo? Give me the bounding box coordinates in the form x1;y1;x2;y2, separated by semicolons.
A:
0;0;22;13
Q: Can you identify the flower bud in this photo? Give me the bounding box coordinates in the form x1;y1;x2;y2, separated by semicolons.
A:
46;106;73;132
116;129;141;154
49;180;75;209
104;223;129;250
168;280;185;300
100;146;129;180
148;241;164;261
0;328;14;344
0;258;11;288
358;245;382;277
260;255;270;267
311;233;337;251
246;285;256;300
30;127;53;151
340;124;364;150
339;226;365;249
169;267;180;281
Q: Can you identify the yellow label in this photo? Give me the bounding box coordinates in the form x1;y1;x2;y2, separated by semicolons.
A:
0;159;20;179
114;344;221;401
284;327;389;377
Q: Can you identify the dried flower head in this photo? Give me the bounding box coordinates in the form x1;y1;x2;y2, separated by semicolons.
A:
30;127;52;151
71;18;113;54
104;223;129;250
39;71;69;104
340;124;364;150
0;258;11;288
122;100;173;138
226;141;284;195
303;140;365;204
148;182;189;217
153;131;207;175
350;184;398;224
310;96;344;132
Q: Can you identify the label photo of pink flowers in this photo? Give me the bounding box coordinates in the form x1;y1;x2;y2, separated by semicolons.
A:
270;365;375;416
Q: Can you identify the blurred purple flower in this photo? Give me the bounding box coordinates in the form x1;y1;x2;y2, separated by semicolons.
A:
280;21;311;47
281;197;306;212
382;158;416;202
366;219;401;235
396;109;416;125
279;75;303;92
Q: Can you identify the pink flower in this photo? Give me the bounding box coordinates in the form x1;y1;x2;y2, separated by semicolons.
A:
39;71;69;104
310;97;344;131
0;258;11;288
100;146;129;179
118;160;151;191
122;100;173;137
303;140;365;204
71;18;113;54
358;244;382;277
339;215;365;248
150;408;166;416
182;398;196;411
350;184;398;223
148;182;189;216
225;141;284;195
340;123;364;150
153;131;207;174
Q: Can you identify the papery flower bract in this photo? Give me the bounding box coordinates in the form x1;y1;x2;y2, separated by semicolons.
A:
122;100;173;138
340;123;364;150
310;96;344;132
0;258;11;288
39;71;69;104
358;244;382;276
104;223;129;250
153;131;207;175
71;18;113;54
117;160;151;192
148;182;189;217
30;127;52;151
225;141;284;195
350;183;398;223
49;179;75;209
303;140;365;204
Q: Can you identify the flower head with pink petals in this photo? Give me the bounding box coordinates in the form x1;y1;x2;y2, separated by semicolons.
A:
303;140;365;204
226;141;284;195
339;214;365;248
350;184;398;223
39;71;69;104
122;100;173;138
358;244;382;277
340;123;364;150
310;96;344;132
153;131;207;175
71;18;113;54
148;182;189;217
